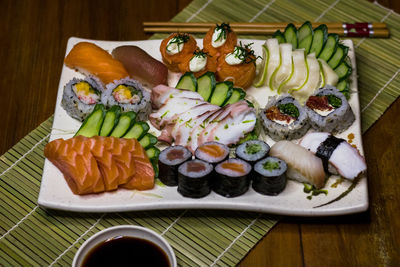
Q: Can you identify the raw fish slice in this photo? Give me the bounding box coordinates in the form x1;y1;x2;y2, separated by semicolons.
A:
108;138;136;185
64;42;129;85
121;139;155;190
85;136;120;191
188;109;224;153
265;38;280;89
112;45;168;87
270;140;326;189
270;43;293;92
209;107;256;145
151;85;204;109
149;97;206;130
280;49;308;93
171;103;220;144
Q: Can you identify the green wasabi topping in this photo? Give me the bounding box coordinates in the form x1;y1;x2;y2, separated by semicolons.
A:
278;103;299;118
263;160;280;171
245;143;262;154
303;183;328;200
327;95;342;108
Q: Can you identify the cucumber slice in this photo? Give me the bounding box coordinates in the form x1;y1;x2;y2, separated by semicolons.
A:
123;121;150;139
146;146;160;161
224;88;246;105
309;24;328;57
75;104;105;137
139;133;157;149
283;23;298;49
318;34;339;62
253;44;269;87
297;21;313;54
328;44;349;69
336;79;350;99
197;72;216;101
334;61;352;81
209;81;233;106
99;105;121;136
176;72;197;91
109;111;136;138
272;30;286;44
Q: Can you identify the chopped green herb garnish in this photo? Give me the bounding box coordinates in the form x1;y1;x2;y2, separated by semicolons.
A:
245;143;262;154
160;111;169;119
215;136;220;141
166;33;190;52
224;124;229;129
214;23;231;42
278;103;299;119
242;120;255;123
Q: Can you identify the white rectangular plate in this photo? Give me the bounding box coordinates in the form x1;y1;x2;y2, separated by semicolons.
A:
38;37;368;216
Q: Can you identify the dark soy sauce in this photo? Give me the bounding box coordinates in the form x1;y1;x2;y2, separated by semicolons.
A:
82;236;170;267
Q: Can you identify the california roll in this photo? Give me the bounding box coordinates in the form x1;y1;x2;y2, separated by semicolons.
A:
101;78;151;121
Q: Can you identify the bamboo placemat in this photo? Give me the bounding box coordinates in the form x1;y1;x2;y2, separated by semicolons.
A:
1;0;400;266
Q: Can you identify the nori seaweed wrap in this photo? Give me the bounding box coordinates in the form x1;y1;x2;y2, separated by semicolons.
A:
177;159;213;198
158;146;192;186
253;156;287;196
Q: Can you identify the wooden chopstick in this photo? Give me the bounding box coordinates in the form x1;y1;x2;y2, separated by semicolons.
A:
144;21;388;29
143;26;389;38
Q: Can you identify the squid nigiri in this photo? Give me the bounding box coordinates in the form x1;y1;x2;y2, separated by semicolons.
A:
64;42;129;85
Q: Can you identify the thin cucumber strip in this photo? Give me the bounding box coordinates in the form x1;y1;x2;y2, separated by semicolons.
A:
74;104;105;137
139;133;158;149
99;105;121;136
272;30;286;44
224;88;246;105
146;146;161;161
109;111;136;138
334;61;352;81
283;23;298;49
318;33;339;62
209;81;233;106
336;79;350;99
123;121;150;139
197;72;216;101
309;24;328;57
176;72;197;91
328;44;349;69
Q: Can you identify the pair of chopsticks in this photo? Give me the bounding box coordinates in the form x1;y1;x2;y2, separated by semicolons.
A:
143;22;389;38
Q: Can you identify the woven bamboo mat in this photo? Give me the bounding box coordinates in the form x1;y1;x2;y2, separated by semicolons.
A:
1;0;399;266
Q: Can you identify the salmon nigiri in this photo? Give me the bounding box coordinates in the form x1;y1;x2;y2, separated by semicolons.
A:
64;42;129;85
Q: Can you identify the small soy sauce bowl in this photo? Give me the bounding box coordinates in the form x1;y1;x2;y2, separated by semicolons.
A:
72;225;177;267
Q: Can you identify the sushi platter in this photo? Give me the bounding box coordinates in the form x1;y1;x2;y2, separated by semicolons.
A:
38;34;368;216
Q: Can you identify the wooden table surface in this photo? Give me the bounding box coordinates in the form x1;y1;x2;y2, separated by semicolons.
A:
1;0;399;266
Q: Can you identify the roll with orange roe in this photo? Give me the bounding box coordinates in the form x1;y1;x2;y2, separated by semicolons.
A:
216;43;257;89
160;33;197;72
203;23;237;58
177;49;218;78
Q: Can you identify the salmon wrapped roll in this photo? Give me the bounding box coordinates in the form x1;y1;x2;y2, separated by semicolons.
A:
177;49;217;78
160;33;197;72
203;23;237;58
216;43;257;89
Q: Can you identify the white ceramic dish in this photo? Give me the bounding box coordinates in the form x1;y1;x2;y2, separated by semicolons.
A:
38;37;368;216
72;225;176;267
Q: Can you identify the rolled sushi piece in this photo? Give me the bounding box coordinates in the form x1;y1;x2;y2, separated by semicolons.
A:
235;140;270;166
253;157;287;196
213;158;252;198
177;159;213;198
260;94;309;141
158;146;192;186
304;86;355;133
101;78;151;121
61;76;104;121
194;141;229;165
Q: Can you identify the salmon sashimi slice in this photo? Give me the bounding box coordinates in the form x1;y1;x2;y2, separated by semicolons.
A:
64;42;129;84
108;138;136;185
85;137;120;191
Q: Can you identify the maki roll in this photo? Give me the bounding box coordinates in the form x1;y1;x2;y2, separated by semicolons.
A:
213;158;252;197
253;157;287;196
177;159;213;198
235;140;270;166
158;146;192;186
194;141;229;165
305;86;355;133
61;76;104;121
260;94;309;141
101;78;151;121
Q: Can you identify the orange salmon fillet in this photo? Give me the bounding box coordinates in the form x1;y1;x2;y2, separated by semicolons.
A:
44;136;155;195
64;42;129;84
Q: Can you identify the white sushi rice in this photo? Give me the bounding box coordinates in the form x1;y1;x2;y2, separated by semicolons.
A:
259;94;310;141
304;86;355;134
101;78;151;121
